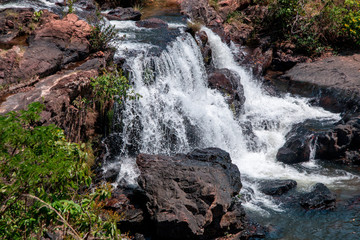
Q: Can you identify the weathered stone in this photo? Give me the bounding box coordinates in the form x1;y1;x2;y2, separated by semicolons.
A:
259;179;297;196
136;18;168;29
103;7;142;21
316;115;360;166
208;68;246;117
136;148;249;239
276;121;318;164
299;183;336;210
278;54;360;113
0;69;99;142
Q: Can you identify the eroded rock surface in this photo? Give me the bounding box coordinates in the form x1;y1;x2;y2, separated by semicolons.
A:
279;54;360;113
128;148;263;239
299;183;336;210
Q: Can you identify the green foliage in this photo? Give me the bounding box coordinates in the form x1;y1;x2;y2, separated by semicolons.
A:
89;9;120;52
32;10;43;22
226;11;244;24
67;0;75;14
91;69;141;113
0;103;121;239
265;0;360;55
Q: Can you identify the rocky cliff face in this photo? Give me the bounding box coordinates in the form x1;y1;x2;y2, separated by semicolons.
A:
0;9;112;142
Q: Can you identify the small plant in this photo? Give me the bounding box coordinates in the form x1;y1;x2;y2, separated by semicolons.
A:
67;0;75;14
89;9;120;52
32;10;43;22
91;69;140;113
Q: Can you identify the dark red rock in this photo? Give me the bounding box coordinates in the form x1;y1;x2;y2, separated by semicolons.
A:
208;68;246;117
259;179;297;196
316;115;360;166
135;18;168;29
135;148;251;239
276;121;317;164
299;183;336;210
279;54;360;113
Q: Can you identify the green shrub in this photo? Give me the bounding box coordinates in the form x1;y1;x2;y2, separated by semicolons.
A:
265;0;360;55
0;102;121;239
89;10;120;52
91;69;141;113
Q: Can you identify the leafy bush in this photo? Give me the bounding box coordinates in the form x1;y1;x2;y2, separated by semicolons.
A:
0;102;121;239
91;69;141;113
89;10;120;52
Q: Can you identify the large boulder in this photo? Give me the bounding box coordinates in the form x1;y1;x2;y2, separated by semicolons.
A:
208;68;246;117
277;54;360;113
299;183;336;210
276;121;317;164
135;18;168;29
316;115;360;166
259;179;297;196
134;148;259;239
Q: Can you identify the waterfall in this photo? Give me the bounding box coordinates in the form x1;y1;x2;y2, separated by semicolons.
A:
103;22;360;211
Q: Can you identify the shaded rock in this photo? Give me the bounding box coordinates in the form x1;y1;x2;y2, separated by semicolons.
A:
276;121;318;164
241;47;273;76
259;179;297;196
299;183;336;210
135;147;252;239
272;49;309;71
208;68;246;117
277;54;360;113
104;188;146;234
0;69;99;142
135;18;168;29
316;114;360;166
103;7;142;21
0;8;34;47
223;22;253;45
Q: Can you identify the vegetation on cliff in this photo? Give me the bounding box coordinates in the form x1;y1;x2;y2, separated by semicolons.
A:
220;0;360;56
0;103;122;239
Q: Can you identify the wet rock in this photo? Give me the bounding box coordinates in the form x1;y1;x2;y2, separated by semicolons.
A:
194;30;212;66
316;115;360;166
103;7;142;21
241;47;273;76
208;68;246;117
299;183;336;210
277;121;317;164
135;18;168;29
74;0;97;11
278;54;360;113
135;148;254;239
104;188;146;234
259;179;297;196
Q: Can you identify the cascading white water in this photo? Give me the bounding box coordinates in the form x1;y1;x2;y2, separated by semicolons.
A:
105;20;360;212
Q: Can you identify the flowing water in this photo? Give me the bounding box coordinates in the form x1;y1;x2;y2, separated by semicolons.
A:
2;1;360;238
